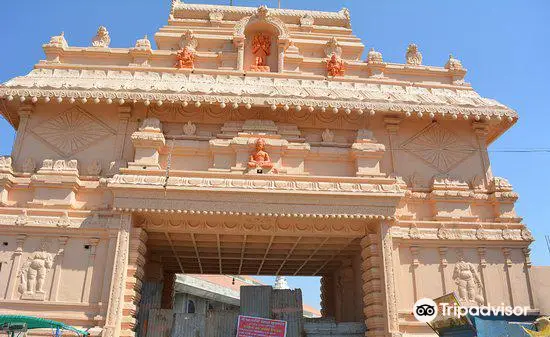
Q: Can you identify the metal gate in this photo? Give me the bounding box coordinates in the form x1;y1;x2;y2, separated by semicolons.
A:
145;309;238;337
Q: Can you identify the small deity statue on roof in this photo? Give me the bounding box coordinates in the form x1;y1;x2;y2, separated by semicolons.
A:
326;53;345;77
406;43;422;66
92;26;111;48
250;33;271;72
175;46;195;69
248;138;274;171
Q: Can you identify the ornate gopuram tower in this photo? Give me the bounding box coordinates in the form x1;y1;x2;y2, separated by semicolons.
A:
0;2;545;337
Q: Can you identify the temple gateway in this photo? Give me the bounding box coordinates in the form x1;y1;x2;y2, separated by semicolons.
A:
0;2;548;337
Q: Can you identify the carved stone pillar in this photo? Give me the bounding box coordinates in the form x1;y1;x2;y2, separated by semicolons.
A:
360;234;384;337
120;227;148;337
380;222;400;337
11;104;34;164
161;272;176;309
439;247;448;294
277;40;287;73
0;157;13;206
110;106;132;175
410;246;420;302
335;260;356;322
320;275;335;318
473;122;493;187
522;247;537;309
384;117;401;175
82;238;101;303
99;231;118;320
50;236;69;301
477;247;488;306
234;38;245;71
102;214;132;337
502;247;514;307
6;234;26;299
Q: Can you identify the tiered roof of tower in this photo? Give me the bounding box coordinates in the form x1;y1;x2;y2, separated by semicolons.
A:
0;1;516;143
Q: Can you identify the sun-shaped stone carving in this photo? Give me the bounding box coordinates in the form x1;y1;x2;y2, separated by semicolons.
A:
33;106;114;156
401;122;476;173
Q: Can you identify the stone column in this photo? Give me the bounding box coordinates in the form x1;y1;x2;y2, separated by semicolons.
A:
320;275;335;318
277;41;286;73
82;238;101;303
50;236;69;301
502;248;514;307
477;247;488;306
234;38;245;71
161;272;176;310
522;247;537;309
6;234;26;299
11;104;34;164
102;214;132;337
473;122;493;187
361;223;401;337
161;272;176;309
384;117;401;175
110;106;132;174
360;234;384;337
120;227;148;337
380;222;400;336
409;246;420;303
439;247;449;294
99;231;118;319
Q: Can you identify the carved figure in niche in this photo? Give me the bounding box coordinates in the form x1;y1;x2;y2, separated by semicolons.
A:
248;138;274;171
452;256;484;305
175;46;195;69
18;243;54;299
326;53;345;77
250;33;271;72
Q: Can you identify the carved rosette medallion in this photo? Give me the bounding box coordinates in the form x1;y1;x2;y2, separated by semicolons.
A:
32;106;114;157
401;122;476;173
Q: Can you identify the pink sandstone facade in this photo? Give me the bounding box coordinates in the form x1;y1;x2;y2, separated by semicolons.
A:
0;2;547;336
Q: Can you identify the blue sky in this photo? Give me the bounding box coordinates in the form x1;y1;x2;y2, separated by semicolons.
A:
1;0;549;310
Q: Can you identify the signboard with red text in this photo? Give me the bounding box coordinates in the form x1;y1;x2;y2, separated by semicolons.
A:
236;315;287;337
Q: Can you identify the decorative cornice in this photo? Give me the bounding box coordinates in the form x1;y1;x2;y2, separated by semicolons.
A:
390;224;532;242
134;210;391;221
138;214;377;236
1;69;517;120
172;2;350;25
109;174;404;196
